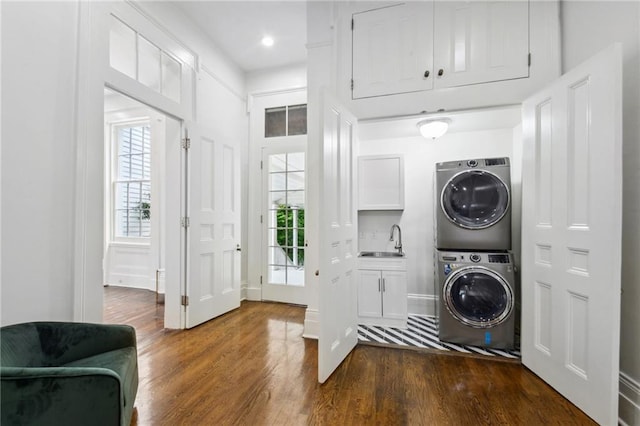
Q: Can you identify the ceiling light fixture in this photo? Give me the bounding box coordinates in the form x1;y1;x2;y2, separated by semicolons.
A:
261;36;274;47
417;118;451;139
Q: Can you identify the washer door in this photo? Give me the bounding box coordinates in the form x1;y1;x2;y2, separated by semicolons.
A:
443;266;513;328
441;170;510;229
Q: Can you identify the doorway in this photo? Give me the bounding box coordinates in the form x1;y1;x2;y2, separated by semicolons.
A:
102;88;176;325
262;147;306;305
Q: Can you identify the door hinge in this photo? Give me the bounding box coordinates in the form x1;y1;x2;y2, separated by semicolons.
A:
260;276;263;285
181;295;189;306
260;160;263;170
351;79;354;90
181;217;190;228
528;53;531;67
182;137;191;150
351;18;354;31
260;214;263;224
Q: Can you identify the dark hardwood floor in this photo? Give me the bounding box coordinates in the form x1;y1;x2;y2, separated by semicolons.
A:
104;286;595;425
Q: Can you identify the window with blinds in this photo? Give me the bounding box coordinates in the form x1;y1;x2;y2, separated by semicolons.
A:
114;124;151;238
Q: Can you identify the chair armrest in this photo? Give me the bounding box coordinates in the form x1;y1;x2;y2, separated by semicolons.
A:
33;322;137;365
1;366;123;426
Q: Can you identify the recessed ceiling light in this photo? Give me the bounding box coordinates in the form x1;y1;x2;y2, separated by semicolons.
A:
261;36;274;47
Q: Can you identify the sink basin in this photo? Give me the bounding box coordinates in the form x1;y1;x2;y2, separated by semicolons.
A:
359;251;404;258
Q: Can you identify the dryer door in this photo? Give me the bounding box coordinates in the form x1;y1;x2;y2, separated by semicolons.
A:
443;266;513;328
441;170;509;229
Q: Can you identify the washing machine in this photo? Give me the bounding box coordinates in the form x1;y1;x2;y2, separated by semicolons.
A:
435;157;511;250
436;250;516;349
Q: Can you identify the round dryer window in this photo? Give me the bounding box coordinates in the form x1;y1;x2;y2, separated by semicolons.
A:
443;267;513;328
441;170;510;229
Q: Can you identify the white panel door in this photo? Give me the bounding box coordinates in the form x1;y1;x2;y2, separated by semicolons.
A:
352;2;434;99
318;93;358;383
433;1;529;89
184;122;241;328
521;44;622;425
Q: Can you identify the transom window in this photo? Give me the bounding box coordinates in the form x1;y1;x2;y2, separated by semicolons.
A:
113;123;151;238
265;104;307;137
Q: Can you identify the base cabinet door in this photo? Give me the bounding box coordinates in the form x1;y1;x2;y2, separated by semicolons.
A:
357;270;383;318
381;271;407;320
357;268;407;327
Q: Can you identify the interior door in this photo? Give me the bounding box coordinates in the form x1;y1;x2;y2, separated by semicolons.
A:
318;92;358;383
184;122;241;328
521;44;622;425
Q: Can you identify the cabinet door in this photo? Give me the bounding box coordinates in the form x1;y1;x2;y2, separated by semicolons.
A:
433;1;529;89
352;2;434;99
358;155;404;210
381;271;407;320
357;270;382;318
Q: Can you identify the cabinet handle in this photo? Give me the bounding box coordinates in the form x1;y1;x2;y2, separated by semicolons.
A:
423;70;430;78
438;68;444;77
382;278;386;292
378;278;381;292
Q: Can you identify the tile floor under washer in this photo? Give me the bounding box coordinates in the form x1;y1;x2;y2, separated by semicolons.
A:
357;315;521;360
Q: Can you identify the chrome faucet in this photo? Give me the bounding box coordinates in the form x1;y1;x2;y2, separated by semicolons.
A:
389;224;403;254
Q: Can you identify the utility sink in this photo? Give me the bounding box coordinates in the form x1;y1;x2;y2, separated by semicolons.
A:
359;251;404;258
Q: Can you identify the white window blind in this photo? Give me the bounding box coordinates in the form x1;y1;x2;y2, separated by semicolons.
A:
114;124;151;238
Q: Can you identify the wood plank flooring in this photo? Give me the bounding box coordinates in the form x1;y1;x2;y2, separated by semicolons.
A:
104;286;595;425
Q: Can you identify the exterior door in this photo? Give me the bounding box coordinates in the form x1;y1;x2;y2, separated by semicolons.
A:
184;121;241;328
318;92;358;383
262;146;307;305
521;44;622;425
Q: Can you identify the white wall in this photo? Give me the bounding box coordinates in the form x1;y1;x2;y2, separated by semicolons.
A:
1;1;248;327
358;127;515;316
246;63;307;95
1;2;80;323
561;2;640;423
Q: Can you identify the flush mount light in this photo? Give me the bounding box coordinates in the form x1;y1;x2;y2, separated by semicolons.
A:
417;118;451;139
261;36;274;47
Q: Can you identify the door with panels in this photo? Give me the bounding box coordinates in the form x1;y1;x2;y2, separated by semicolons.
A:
521;44;622;425
184;70;242;329
318;93;359;383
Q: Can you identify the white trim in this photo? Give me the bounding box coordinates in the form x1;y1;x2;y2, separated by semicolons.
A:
303;308;319;339
245;284;262;301
247;86;307;114
407;293;437;317
620;372;640;426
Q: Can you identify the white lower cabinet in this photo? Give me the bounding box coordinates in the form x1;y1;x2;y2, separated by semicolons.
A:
357;258;407;328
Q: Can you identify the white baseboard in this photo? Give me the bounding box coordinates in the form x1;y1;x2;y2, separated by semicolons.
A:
407;293;437;317
620;371;640;426
245;285;261;301
303;308;319;340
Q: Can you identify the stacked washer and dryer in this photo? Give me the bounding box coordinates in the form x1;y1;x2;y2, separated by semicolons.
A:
434;158;517;349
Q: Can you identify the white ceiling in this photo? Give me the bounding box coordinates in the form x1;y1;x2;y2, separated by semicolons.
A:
174;1;308;72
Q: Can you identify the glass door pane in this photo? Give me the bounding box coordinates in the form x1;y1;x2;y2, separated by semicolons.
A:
266;152;305;287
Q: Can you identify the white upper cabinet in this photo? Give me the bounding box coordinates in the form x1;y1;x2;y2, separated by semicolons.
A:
358;155;405;210
351;0;534;101
433;1;529;88
352;3;434;99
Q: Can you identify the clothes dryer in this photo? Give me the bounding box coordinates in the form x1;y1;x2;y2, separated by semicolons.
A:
435;157;511;250
436;250;516;349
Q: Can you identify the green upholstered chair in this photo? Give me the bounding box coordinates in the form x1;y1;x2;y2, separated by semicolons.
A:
1;322;138;426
